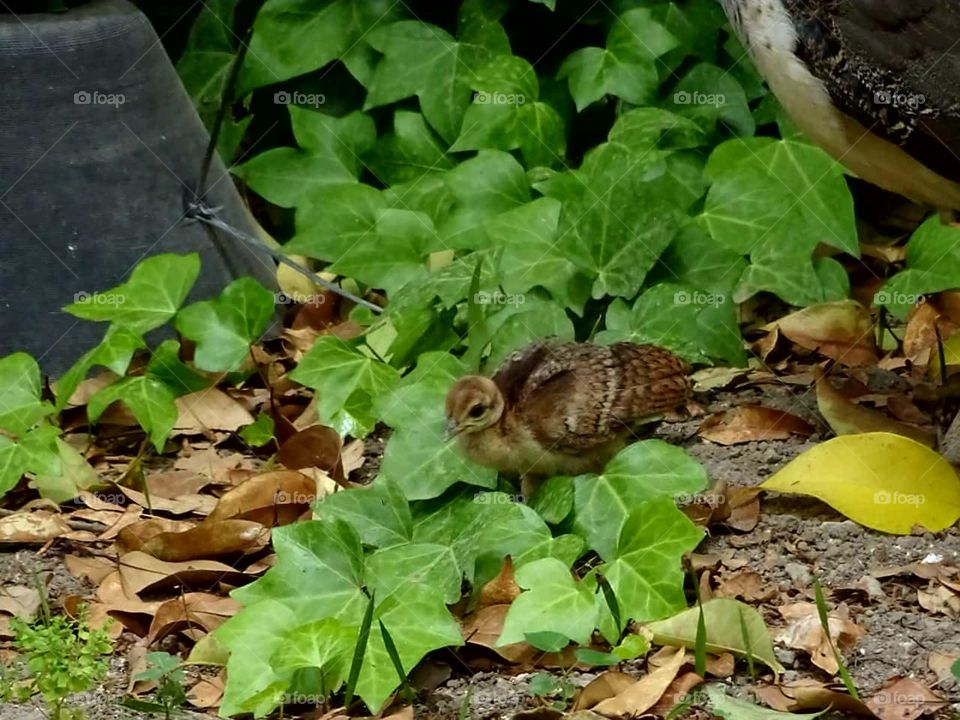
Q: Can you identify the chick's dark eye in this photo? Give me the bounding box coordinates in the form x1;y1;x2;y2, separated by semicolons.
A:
468;404;485;418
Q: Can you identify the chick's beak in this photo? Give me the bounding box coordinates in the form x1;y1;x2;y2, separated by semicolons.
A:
444;418;460;441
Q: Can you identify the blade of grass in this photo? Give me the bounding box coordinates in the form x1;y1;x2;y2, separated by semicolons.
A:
813;577;859;700
344;591;375;707
737;604;756;681
597;575;622;636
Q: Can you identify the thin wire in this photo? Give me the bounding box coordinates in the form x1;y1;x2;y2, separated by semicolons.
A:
188;3;383;314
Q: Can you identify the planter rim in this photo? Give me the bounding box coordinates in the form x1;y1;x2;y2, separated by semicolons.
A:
0;0;146;53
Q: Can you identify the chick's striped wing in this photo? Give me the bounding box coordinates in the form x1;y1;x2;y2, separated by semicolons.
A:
493;342;688;452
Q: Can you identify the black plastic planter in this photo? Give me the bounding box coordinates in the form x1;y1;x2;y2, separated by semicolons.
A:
0;0;273;374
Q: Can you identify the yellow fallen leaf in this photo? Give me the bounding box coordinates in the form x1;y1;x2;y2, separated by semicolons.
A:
761;432;960;534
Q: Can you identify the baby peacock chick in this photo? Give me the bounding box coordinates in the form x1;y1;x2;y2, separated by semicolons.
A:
445;341;689;481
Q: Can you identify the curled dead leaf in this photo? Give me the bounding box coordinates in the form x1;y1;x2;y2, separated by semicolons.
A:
772;300;877;367
0;510;69;543
593;646;686;716
145;593;241;645
206;470;316;526
775;602;865;675
815;371;934;447
699;406;813;445
866;677;946;720
118;551;250;598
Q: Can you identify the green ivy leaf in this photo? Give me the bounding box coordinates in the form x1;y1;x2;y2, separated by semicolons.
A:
218;520;367;717
528;475;574;525
290;338;401;437
269;617;356;694
175;0;248;161
54;326;147;412
176;278;275;372
315;477;413;548
668;63;754;137
63;254;201;335
286;184;387;262
239;414;275;448
366;542;462;604
329;208;436;295
0;435;28;498
596;283;746;366
878;217;960;319
0;353;52;437
600;497;704;631
146;340;211;397
486;198;587;310
365;14;509;143
87;376;178;452
485;299;576;369
556;143;683;299
364;111;456;185
29;436;100;504
239;0;404;93
498;557;597;647
573;440;707;560
558;8;677;111
356;585;463;712
652;224;747;293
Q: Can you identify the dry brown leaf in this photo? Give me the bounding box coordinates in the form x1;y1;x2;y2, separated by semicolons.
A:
174;387;255;435
278;425;342;477
126;639;152;694
138;519;268;562
871;563;958;582
699;406;813;445
0;585;40;618
648;671;703;717
815;372;934;447
77;490;126;512
206;470;316;526
593;646;686;716
715;571;776;603
478;557;521;608
144;470;212;500
118;551;249;597
866;676;947;720
775;602;865;675
572;671;636;711
117;518;197;554
753;679;876;715
0;510;69;543
917;582;960;618
120;485;212;515
928;650;960;684
61;595;124;639
834;575;886;604
771;300;878;367
341;439;365;478
64;554;115;585
173;447;258;485
187;673;225;708
146;593;241;645
904;301;957;367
